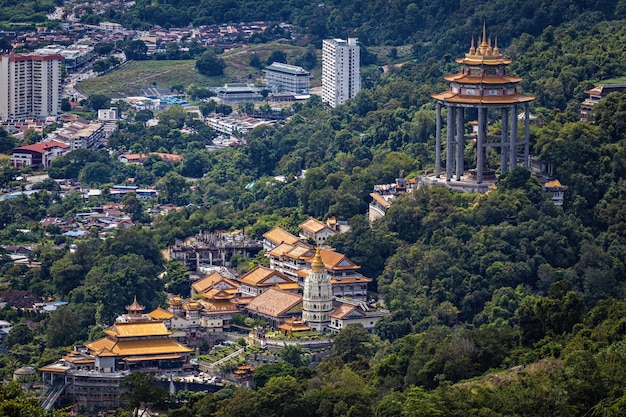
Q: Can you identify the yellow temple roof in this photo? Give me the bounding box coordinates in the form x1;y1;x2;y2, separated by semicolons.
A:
278;319;310;332
202;287;238;299
544;179;568;190
87;337;193;357
184;300;203;311
276;282;301;291
124;354;184;361
105;321;171;338
148;307;174;320
168;296;183;306
370;192;392;208
95;347;118;357
202;300;239;310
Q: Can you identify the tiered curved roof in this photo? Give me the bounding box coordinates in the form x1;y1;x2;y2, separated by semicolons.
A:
432;24;535;106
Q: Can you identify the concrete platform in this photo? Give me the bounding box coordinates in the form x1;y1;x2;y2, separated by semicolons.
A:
420;173;497;194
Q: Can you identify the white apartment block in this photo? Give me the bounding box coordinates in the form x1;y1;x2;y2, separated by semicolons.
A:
322;38;361;107
0;53;63;121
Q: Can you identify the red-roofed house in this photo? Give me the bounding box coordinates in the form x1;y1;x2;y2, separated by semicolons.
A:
10;140;69;168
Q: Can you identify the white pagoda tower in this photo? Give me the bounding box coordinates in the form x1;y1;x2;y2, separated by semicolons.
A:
302;247;333;332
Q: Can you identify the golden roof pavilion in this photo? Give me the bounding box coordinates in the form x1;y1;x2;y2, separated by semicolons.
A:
431;24;535;185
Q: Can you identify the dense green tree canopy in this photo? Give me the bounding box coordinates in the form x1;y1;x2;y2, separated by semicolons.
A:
196;51;226;77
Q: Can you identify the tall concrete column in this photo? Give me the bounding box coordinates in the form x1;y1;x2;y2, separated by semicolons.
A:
477;106;486;184
510;104;518;169
500;107;508;174
456;106;464;180
435;102;441;178
446;105;454;181
524;103;530;169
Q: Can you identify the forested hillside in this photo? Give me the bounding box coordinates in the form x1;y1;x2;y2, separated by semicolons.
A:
117;0;624;56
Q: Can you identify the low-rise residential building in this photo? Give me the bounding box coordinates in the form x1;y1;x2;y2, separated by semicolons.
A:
118;152;182;165
205;114;270;136
213;83;263;104
263;62;311;94
51;120;105;150
98;107;118;121
35;45;95;72
10;140;69;169
0;319;12;350
100;21;124;32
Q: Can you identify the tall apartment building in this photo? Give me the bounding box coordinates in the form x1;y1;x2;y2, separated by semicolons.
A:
0;52;63;121
322;38;361;107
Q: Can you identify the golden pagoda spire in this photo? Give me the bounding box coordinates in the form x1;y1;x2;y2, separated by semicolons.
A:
311;247;324;273
482;21;487;44
479;22;488;55
469;36;476;55
493;37;499;54
487;36;493;54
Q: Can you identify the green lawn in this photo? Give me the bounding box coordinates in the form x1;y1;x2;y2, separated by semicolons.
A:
77;60;217;98
77;42;317;98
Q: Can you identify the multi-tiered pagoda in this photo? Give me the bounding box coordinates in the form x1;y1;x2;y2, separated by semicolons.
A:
432;25;535;184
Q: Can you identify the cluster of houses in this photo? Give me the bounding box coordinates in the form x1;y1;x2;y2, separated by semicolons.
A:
40;203;134;238
3;17;285;63
6;109;120;170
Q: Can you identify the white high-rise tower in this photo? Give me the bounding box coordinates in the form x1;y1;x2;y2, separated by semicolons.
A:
322;38;361;108
302;247;333;332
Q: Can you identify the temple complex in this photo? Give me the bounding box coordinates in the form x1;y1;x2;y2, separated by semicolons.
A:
431;24;535;187
39;299;193;411
38;223;384;412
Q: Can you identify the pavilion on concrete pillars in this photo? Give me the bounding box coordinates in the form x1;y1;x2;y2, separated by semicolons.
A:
431;24;535;184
